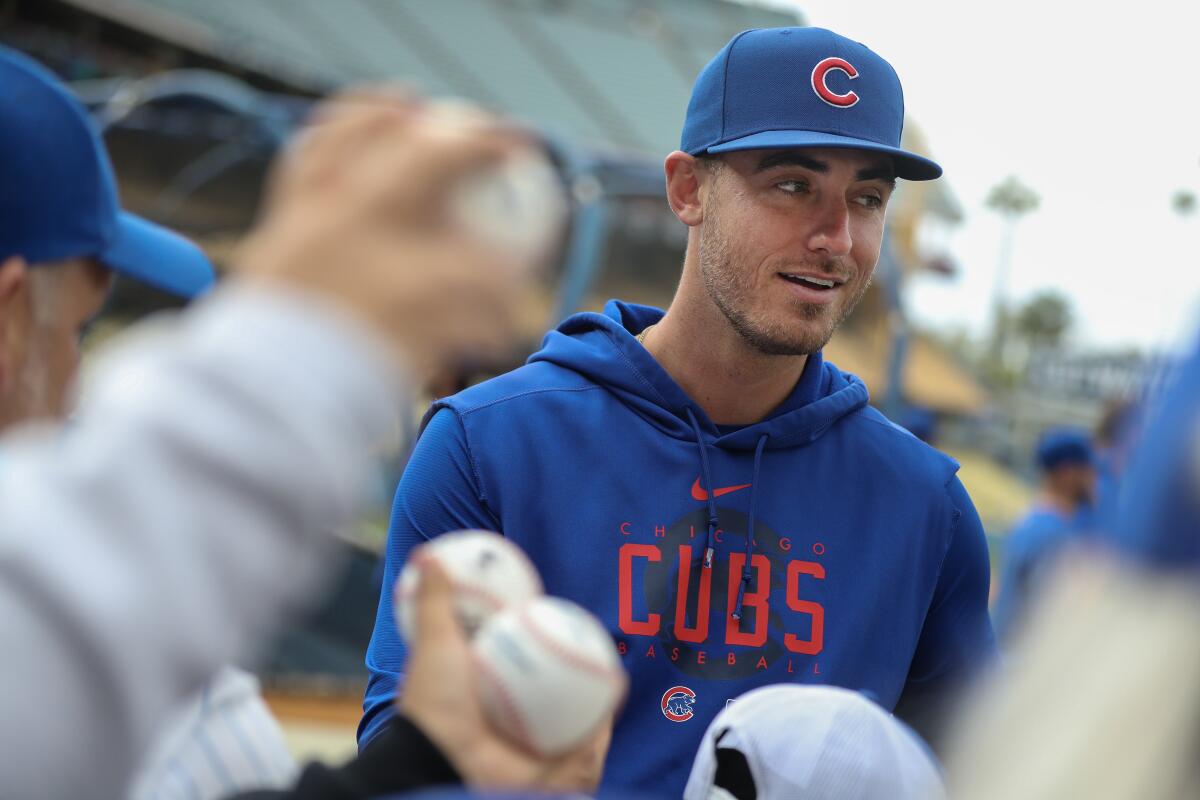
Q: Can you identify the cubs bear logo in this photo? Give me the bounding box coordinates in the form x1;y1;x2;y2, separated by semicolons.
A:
811;56;859;108
661;685;697;722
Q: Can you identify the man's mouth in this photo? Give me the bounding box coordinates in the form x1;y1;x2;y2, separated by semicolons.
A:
777;272;844;291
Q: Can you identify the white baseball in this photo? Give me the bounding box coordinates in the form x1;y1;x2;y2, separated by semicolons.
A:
448;147;567;269
472;595;628;756
420;98;566;270
395;529;543;642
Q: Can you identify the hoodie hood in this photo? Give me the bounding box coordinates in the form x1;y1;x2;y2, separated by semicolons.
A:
529;299;869;451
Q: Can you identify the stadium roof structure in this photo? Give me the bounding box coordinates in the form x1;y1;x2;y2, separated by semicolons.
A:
60;0;801;160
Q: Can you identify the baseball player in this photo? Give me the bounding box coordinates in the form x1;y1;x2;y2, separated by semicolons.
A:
361;27;998;794
991;427;1098;642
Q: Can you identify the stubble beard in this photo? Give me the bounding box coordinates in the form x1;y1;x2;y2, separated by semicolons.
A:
697;199;872;357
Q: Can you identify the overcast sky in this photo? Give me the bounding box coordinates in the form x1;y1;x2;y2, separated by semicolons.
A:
752;0;1200;353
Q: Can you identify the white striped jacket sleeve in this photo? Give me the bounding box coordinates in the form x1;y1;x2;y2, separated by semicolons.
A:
129;667;297;800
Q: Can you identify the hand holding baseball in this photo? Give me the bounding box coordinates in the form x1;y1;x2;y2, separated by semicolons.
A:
233;90;563;384
398;553;611;792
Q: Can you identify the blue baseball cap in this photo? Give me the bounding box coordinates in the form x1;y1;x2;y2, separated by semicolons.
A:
0;47;214;297
681;27;942;181
1036;428;1095;472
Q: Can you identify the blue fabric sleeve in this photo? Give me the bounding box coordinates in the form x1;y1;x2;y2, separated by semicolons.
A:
357;409;500;750
894;475;999;748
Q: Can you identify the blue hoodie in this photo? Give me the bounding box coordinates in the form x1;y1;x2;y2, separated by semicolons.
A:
361;301;996;796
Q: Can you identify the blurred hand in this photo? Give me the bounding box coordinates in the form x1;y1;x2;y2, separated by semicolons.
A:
399;553;612;792
234;90;552;384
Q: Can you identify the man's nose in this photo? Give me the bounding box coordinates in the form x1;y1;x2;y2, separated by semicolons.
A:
806;199;853;258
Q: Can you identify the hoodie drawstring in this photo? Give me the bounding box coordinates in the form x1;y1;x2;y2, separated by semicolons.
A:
733;434;768;620
685;408;720;570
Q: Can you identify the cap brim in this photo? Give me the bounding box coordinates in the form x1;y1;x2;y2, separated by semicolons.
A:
100;212;216;298
705;130;942;181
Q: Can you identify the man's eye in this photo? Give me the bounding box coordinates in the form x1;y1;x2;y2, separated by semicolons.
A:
854;194;883;209
777;180;810;194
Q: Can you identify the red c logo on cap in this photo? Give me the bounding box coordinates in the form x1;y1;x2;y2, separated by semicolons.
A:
811;57;859;108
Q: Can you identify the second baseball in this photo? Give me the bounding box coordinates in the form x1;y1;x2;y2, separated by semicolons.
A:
473;595;628;756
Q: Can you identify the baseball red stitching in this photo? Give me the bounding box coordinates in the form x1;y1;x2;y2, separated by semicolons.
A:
518;603;625;685
471;649;542;755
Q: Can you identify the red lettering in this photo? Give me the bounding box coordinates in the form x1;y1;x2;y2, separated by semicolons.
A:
618;543;661;636
689;525;696;539
620;522;632;536
727;652;736;665
785;560;825;655
813;661;821;675
654;525;666;538
645;644;656;659
617;641;627;655
787;659;794;673
714;529;724;543
779;537;791;552
673;545;712;643
670;647;680;662
756;656;768;670
725;553;771;647
697;651;706;665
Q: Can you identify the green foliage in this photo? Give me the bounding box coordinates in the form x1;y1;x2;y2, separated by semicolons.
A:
1014;291;1073;348
1173;190;1196;216
986;175;1040;217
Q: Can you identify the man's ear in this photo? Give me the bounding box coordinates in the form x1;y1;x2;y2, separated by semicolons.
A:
0;256;30;392
664;151;708;227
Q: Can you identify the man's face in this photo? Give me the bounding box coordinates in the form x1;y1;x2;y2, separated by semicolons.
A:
1048;462;1098;509
696;147;895;355
0;257;112;428
1067;463;1098;507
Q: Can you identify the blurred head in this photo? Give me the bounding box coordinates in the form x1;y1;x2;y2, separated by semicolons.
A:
0;47;216;427
683;684;945;800
668;27;939;355
0;256;113;427
1037;428;1097;507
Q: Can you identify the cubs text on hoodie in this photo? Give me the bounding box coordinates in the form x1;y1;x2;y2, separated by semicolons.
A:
360;301;997;795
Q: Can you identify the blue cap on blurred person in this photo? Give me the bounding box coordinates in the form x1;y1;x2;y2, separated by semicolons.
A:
1036;428;1095;472
0;47;214;297
681;27;942;181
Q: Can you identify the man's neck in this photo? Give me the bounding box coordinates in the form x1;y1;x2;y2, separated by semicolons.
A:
1036;489;1079;518
642;276;807;427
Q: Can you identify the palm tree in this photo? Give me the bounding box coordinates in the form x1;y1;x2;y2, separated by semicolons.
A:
986;176;1040;373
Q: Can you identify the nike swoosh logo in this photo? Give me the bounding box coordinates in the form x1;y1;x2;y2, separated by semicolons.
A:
691;477;752;501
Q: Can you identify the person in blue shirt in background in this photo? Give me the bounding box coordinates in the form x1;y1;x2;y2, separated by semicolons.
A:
360;27;998;795
992;428;1097;643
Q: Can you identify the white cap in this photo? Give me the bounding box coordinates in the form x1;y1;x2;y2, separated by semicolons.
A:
683;684;945;800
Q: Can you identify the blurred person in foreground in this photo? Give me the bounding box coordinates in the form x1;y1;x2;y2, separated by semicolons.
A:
683;684;944;800
0;47;565;800
945;336;1200;800
362;26;997;795
0;46;301;799
991;428;1097;642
